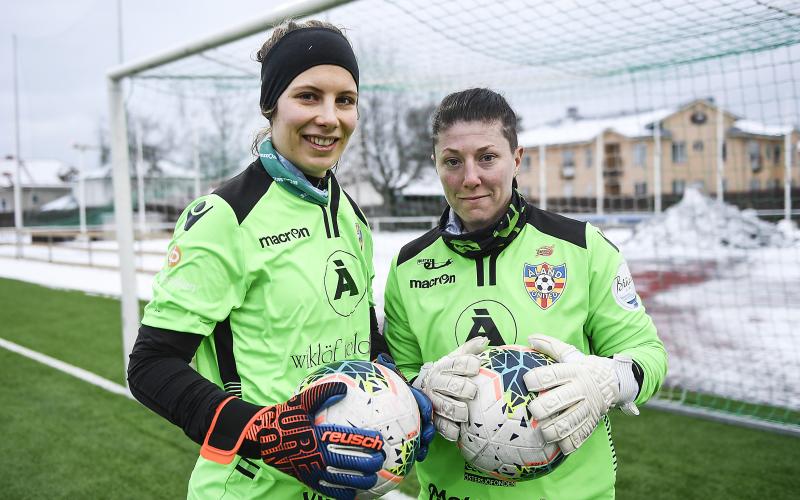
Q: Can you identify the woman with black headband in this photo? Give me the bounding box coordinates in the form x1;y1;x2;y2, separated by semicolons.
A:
127;19;432;500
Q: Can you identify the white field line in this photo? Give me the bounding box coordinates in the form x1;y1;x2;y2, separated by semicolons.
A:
0;336;418;499
0;337;132;399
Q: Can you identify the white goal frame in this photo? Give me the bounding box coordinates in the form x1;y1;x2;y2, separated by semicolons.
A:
106;0;355;381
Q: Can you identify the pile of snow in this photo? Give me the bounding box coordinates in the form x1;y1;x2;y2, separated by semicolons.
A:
624;187;798;259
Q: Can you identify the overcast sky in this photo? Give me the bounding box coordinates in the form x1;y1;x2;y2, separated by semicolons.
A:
0;0;291;169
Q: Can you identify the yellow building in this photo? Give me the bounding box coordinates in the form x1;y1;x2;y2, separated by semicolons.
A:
517;100;799;206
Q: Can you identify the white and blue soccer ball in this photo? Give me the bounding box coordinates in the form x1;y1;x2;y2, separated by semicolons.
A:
459;345;567;481
297;360;421;498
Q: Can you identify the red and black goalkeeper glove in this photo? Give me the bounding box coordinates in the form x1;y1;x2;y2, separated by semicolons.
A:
200;382;385;500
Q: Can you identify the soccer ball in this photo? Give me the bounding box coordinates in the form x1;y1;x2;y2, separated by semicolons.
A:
458;345;567;481
296;360;421;498
535;274;554;293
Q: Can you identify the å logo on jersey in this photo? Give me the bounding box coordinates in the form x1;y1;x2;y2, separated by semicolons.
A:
184;200;213;231
524;262;567;310
454;300;517;347
324;250;367;317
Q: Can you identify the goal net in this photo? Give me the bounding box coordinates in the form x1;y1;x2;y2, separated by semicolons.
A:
113;0;800;432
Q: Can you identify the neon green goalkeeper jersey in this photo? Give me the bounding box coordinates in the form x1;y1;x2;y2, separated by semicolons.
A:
141;161;374;499
384;203;667;500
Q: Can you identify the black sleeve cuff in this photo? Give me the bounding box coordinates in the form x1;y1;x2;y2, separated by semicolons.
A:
206;398;263;454
632;359;645;398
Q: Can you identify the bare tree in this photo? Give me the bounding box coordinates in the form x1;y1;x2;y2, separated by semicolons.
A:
358;91;435;215
198;84;250;183
95;114;176;171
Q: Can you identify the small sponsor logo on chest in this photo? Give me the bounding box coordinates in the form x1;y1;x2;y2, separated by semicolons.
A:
417;258;453;270
258;227;310;247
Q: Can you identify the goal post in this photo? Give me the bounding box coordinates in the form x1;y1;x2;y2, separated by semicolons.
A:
106;0;800;434
106;0;356;382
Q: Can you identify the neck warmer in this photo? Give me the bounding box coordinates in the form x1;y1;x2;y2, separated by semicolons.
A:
258;138;329;205
441;189;527;259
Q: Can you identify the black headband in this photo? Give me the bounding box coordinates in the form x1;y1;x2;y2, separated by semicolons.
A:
259;27;359;115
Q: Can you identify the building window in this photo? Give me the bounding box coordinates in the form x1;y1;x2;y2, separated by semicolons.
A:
693;140;704;152
750;178;761;191
772;144;781;166
633;142;647;168
563;182;574;198
522;154;532;172
32;194;39;204
562;149;575;167
766;178;781;190
585;146;593;168
672;179;685;194
1;199;5;211
672;142;687;163
722;141;727;161
562;149;575;178
634;182;647;196
748;140;762;171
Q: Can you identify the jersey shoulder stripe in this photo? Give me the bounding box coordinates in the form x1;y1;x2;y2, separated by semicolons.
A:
340;184;368;226
213;159;274;225
525;203;587;249
397;226;441;266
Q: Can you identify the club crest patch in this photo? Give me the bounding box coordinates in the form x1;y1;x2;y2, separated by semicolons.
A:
524;262;567;309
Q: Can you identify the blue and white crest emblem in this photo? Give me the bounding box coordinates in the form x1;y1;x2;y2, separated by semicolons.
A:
523;263;567;310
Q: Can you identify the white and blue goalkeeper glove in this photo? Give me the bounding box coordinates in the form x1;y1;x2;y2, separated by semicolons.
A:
523;334;639;455
412;336;490;441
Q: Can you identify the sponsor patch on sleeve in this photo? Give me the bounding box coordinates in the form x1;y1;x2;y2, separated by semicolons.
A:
167;244;182;267
612;261;640;311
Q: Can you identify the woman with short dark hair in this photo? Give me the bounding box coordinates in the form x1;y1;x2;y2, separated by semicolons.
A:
384;87;667;499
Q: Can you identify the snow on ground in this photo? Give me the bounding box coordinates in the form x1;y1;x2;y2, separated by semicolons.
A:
0;256;157;300
615;188;800;410
1;188;798;410
621;186;799;260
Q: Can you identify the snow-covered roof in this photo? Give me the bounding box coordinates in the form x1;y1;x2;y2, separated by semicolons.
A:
86;159;195;180
729;119;794;137
0;158;75;188
519;101;795;147
518;107;675;147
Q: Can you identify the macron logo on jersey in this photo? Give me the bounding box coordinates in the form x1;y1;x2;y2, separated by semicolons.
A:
184;201;213;231
259;227;310;248
410;274;456;289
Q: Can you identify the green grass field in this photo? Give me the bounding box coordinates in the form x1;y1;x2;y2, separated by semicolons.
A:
1;277;798;499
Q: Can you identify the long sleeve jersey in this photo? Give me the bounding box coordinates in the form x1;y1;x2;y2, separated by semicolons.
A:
129;160;377;499
384;203;667;500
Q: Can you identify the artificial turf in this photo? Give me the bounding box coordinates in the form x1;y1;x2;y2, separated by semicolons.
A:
1;277;797;499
